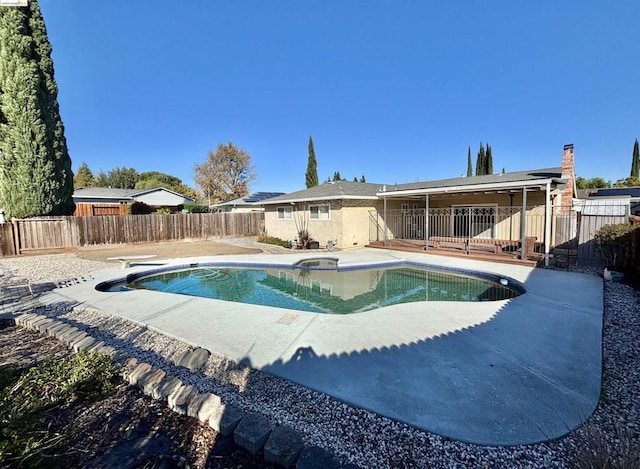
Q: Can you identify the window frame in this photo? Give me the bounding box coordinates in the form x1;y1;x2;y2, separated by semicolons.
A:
277;206;293;220
309;203;330;221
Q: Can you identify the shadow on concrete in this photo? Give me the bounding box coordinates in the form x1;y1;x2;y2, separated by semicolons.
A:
237;267;603;446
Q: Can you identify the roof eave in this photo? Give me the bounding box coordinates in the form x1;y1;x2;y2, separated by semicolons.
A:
262;195;379;205
377;178;559;197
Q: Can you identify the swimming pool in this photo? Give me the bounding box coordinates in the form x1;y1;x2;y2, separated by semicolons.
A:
98;261;523;314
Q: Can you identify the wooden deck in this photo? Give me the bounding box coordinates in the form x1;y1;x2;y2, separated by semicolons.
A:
367;239;541;267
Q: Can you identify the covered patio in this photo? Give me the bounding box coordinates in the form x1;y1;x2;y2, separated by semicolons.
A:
367;155;577;267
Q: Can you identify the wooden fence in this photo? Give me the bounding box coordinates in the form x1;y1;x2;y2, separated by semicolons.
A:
1;212;264;256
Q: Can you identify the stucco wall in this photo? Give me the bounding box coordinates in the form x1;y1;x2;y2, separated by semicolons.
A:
264;200;378;248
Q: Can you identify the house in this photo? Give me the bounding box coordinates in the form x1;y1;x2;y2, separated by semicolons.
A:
261;181;383;248
73;187;194;216
261;144;577;266
211;192;284;213
577;186;640;215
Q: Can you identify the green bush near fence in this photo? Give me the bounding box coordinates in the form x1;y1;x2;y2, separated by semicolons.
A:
183;203;209;213
257;235;291;248
593;223;638;271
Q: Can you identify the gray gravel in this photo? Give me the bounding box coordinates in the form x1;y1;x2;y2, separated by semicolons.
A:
1;250;638;469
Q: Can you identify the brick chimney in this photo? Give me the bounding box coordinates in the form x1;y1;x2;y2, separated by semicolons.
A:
560;144;575;208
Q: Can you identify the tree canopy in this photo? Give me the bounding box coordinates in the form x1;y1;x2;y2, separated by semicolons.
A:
193;142;256;204
576;176;611;189
305;136;318;188
474;142;493;176
74;162;94;188
0;1;75;218
630;138;639;179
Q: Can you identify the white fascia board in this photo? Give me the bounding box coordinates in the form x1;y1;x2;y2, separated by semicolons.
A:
376;178;557;197
262;195;378;205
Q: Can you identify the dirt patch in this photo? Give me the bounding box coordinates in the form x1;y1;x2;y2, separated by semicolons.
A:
76;239;262;263
0;323;275;468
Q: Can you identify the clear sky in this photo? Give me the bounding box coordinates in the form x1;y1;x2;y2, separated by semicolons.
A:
39;1;639;194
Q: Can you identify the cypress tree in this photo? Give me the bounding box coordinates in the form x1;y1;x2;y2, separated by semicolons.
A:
631;138;639;179
475;143;486;176
486;144;493;175
305;135;318;188
0;2;74;218
466;146;472;177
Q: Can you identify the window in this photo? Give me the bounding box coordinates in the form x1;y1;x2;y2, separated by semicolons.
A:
277;206;293;219
309;204;330;220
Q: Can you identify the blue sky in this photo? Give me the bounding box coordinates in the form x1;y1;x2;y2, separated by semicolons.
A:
40;1;639;194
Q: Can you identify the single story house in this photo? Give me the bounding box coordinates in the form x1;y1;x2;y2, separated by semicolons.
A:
211;192;284;213
73;187;194;216
261;144;577;266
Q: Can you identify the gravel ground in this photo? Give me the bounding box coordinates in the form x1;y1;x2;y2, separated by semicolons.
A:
1;246;638;468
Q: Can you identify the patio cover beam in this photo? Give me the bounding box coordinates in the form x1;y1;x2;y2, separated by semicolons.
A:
521;187;528;260
545;182;551;267
376;178;558;198
424;194;429;251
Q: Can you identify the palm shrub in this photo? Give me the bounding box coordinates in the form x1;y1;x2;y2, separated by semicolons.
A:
593;223;638;271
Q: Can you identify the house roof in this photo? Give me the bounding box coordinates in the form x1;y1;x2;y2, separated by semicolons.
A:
213;192;285;207
381;167;565;195
261;181;383;204
73;186;193;201
587;186;640;199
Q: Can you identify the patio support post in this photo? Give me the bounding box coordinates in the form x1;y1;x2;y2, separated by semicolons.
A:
424;194;429;251
544;182;551;267
383;188;388;246
520;187;528;260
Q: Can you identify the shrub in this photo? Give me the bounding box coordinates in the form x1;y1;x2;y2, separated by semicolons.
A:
128;201;153;215
257;235;290;248
0;351;118;465
593;223;638;271
183;203;209;213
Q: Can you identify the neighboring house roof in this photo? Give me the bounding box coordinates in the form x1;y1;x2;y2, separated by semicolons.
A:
261;181;383;205
73;187;194;203
213;192;285;208
586;187;640;198
379;167;565;196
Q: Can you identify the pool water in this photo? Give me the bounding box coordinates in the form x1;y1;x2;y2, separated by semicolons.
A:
102;265;523;314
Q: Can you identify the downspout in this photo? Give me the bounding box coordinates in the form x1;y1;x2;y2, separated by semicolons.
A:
424;194;429;251
544;182;551;267
520;187;528;260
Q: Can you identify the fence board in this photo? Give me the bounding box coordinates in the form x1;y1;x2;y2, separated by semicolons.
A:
1;213;263;255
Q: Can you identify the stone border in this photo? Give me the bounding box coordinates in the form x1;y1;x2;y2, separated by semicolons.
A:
8;312;353;469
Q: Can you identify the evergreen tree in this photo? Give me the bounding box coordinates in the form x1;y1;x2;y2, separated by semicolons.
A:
305;135;318;188
106;167;139;189
631;138;639;179
475;143;486;176
486;144;493;175
332;171;342;181
466;147;473;177
0;2;75;218
73;162;94;188
360;175;366;183
94;170;109;187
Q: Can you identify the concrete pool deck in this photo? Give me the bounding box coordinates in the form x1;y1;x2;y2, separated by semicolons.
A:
38;248;602;446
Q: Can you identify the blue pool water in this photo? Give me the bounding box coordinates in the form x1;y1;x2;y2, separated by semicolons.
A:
99;263;523;314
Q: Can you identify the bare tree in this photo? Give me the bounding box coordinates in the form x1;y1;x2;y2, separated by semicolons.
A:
193;142;257;204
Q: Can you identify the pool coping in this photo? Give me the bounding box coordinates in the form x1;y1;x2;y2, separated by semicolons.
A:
37;248;603;446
